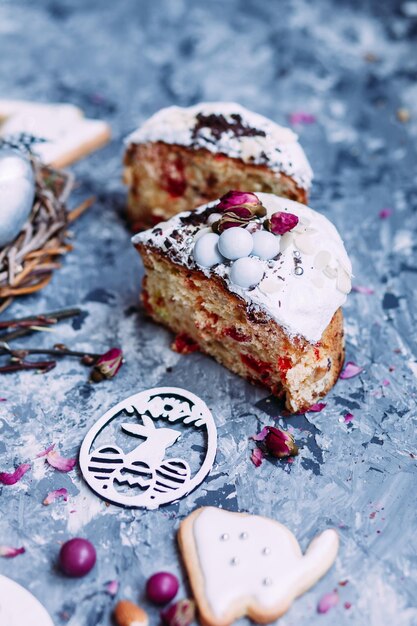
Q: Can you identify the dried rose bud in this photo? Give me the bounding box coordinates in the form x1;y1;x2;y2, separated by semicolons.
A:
212;210;252;234
265;211;299;235
90;347;123;382
161;599;195;626
216;190;267;218
264;426;298;458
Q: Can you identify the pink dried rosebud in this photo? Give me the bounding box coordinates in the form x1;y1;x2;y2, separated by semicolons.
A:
264;426;298;458
91;348;123;382
212;210;252;234
265;211;299;235
161;599;195;626
216;190;266;218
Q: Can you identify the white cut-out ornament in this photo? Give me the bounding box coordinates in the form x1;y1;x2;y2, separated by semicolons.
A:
0;575;53;626
79;387;217;509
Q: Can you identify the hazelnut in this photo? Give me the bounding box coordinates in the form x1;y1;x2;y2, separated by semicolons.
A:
113;600;149;626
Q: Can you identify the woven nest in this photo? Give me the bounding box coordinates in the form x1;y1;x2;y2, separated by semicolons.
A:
0;157;91;313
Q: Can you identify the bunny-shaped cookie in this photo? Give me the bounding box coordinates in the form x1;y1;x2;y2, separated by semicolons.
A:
179;507;339;626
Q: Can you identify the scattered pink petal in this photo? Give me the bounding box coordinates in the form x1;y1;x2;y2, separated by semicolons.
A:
250;447;264;467
105;580;119;596
382;379;390;386
43;487;68;505
344;413;354;423
344;602;352;610
0;398;6;402
289;112;316;126
250;426;269;442
36;444;55;458
379;208;393;219
338;580;349;587
0;545;25;558
317;590;339;614
46;450;76;472
340;361;363;379
352;285;374;295
307;403;327;413
0;463;31;485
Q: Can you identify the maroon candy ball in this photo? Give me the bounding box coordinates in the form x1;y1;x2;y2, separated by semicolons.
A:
59;538;96;577
146;571;179;604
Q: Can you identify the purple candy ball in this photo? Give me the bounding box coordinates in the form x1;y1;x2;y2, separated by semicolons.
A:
59;538;96;577
146;571;179;605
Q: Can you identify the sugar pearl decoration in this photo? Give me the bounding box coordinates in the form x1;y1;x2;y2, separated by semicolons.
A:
263;577;273;586
229;257;264;289
218;227;253;260
251;230;280;260
220;533;229;541
240;532;248;540
230;557;239;566
193;232;223;268
262;547;271;555
207;212;222;225
0;148;35;247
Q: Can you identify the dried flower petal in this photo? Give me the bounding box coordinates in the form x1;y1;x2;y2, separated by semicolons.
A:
289;112;317;126
0;463;31;485
0;545;25;558
352;285;374;295
307;403;327;413
265;211;299;235
250;447;264;467
340;361;363;379
382;379;390;387
43;487;68;505
317;590;339;614
90;347;123;382
379;208;393;219
105;579;119;596
161;599;195;626
212;210;252;234
264;426;299;458
36;444;55;458
46;450;76;472
250;426;269;442
344;413;354;423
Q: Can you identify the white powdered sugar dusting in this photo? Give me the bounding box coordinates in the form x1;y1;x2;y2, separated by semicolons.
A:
132;192;352;344
125;102;313;190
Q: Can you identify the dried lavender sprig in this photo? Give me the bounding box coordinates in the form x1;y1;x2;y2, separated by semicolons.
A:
0;307;82;342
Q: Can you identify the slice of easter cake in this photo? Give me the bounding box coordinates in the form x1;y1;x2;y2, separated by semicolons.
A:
124;102;312;229
132;191;351;413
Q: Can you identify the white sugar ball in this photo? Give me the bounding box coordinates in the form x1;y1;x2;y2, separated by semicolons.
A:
230;257;264;289
218;227;253;260
251;230;280;260
0;149;35;248
193;232;223;268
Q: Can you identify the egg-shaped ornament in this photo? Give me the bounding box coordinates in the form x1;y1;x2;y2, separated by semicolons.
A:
230;256;264;289
0;148;35;248
193;232;223;268
251;230;280;260
218;227;253;260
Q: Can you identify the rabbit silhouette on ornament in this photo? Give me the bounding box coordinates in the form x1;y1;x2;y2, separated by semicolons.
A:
87;412;191;501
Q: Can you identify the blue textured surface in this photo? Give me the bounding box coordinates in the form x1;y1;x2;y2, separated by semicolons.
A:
1;1;417;624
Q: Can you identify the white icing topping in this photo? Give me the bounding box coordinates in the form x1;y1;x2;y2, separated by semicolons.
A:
192;508;338;619
125;102;313;190
132;192;352;344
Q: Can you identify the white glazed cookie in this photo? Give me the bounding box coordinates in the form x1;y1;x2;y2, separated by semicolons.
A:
0;99;110;168
178;507;339;626
0;575;53;626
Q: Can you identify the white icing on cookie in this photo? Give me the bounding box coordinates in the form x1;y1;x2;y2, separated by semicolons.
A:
192;508;339;620
132;192;352;344
0;575;53;626
125;102;313;190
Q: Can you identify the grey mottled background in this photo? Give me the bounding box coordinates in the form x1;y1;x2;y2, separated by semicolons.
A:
1;0;417;624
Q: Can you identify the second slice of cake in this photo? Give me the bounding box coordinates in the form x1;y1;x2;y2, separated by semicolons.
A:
133;191;351;413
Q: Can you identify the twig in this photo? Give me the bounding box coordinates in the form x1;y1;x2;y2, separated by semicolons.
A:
0;360;56;374
0;307;82;342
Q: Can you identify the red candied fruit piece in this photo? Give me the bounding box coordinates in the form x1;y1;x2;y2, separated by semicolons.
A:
162;158;187;198
277;356;292;381
224;327;250;342
241;354;272;377
171;333;200;354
